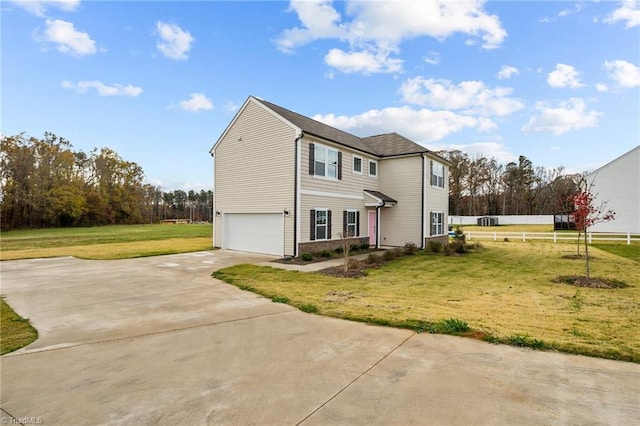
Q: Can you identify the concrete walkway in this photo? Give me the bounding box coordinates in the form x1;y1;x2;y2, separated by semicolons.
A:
1;251;639;425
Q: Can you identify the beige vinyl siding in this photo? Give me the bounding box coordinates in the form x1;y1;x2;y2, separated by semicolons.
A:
378;156;423;246
213;100;297;255
426;156;449;235
300;195;367;242
301;136;380;195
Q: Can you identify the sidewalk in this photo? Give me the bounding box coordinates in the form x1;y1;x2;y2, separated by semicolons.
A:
256;251;377;272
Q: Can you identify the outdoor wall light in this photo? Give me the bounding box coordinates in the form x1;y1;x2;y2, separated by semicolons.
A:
283;209;289;216
215;210;221;216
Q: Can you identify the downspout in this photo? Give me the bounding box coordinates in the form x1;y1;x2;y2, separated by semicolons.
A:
293;131;304;257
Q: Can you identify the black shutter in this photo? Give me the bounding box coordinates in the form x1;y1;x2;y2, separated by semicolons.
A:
429;212;433;236
310;210;316;240
309;143;315;175
327;210;332;240
337;151;342;180
356;211;360;236
343;210;347;235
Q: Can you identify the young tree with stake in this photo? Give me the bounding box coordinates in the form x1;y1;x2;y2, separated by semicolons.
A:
569;180;616;280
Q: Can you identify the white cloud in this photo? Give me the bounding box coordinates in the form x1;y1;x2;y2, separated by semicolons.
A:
324;47;403;74
497;65;519;80
424;51;440;65
604;0;640;28
276;0;507;74
10;0;79;16
178;93;213;112
596;83;609;92
559;2;584;17
521;98;600;135
223;100;239;113
604;59;640;87
441;141;516;164
61;80;142;96
547;63;584;88
35;19;96;56
399;77;524;116
156;22;194;60
313;106;495;143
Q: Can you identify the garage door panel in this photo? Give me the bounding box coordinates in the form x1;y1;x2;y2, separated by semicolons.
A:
224;213;283;256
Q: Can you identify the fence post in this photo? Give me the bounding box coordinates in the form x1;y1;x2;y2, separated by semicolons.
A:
628;232;631;245
553;232;557;243
588;232;592;244
494;231;497;241
523;232;526;242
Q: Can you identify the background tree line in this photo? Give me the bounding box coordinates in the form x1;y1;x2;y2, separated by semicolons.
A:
440;150;579;216
1;133;212;230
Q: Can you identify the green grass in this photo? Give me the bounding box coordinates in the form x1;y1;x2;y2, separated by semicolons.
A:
1;298;38;354
593;243;640;263
0;224;213;260
214;242;640;363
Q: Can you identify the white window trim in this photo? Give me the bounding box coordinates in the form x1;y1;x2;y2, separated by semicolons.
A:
431;161;445;189
315;208;329;241
345;208;358;237
314;143;339;180
353;155;363;175
431;211;444;236
368;159;378;178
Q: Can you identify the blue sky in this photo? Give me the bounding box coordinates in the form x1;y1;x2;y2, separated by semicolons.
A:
2;0;639;191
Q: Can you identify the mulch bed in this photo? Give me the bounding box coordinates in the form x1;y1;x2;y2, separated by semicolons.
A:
552;275;628;289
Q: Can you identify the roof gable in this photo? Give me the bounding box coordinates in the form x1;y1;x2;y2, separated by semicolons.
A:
253;97;438;159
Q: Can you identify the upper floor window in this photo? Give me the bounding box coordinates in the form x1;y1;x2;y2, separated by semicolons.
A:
431;161;444;188
309;143;342;179
369;160;378;177
353;155;363;174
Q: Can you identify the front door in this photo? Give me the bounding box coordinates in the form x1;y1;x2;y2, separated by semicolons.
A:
368;210;376;246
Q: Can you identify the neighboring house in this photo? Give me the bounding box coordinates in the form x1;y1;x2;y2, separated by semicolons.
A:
210;96;450;256
585;145;640;234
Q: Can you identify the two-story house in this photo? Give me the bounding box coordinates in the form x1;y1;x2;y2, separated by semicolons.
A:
210;96;450;256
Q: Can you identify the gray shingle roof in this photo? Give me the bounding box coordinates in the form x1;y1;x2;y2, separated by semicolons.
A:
255;97;439;159
364;190;398;204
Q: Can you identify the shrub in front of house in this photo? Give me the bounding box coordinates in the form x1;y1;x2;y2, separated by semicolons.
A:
403;242;418;255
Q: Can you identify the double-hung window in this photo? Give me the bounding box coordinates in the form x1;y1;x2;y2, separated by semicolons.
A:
311;143;340;179
431;161;444;188
353;155;363;174
344;210;358;237
431;211;444;236
368;160;377;177
311;208;331;240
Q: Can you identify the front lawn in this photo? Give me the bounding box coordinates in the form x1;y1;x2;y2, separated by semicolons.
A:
214;242;640;362
1;298;38;354
0;224;213;260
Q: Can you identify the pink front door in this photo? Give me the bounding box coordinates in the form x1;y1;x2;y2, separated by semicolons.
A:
368;210;376;246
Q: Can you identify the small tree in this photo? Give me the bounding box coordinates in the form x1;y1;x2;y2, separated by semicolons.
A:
569;182;615;280
338;232;353;274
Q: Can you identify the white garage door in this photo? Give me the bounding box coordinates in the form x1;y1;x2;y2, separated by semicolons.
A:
223;213;284;256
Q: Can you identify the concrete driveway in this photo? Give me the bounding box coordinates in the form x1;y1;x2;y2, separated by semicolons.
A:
1;251;639;425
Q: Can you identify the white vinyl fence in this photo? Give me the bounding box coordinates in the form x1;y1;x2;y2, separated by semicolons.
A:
449;215;554;226
464;231;639;245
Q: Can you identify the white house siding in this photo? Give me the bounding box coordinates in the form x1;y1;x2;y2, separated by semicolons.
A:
425;156;450;237
299;135;378;243
300;194;367;242
300;135;380;195
378;156;423;247
586;146;640;234
213;99;297;255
